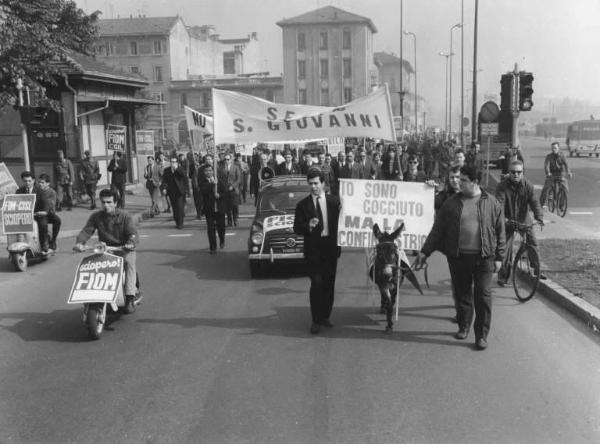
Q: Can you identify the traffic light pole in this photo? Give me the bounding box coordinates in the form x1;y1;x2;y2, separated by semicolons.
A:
511;64;520;149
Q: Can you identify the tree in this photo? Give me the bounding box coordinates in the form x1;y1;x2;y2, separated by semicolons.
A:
0;0;99;108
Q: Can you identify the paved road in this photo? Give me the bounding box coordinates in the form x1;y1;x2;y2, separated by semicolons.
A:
514;135;600;234
1;213;600;443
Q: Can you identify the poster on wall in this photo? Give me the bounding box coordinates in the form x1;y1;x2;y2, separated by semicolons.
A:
106;125;127;151
136;130;155;155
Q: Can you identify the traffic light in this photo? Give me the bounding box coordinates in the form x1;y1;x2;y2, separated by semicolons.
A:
519;72;534;111
500;74;513;111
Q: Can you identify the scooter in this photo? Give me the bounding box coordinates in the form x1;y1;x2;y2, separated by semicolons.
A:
70;242;141;340
6;217;51;271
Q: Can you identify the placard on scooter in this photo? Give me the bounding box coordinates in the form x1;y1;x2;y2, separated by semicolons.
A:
68;253;124;304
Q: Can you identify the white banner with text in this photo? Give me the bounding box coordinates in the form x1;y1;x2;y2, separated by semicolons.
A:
337;179;435;249
184;105;214;134
212;86;396;144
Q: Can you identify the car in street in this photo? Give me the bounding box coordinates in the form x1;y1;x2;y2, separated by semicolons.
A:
247;176;309;277
566;120;600;157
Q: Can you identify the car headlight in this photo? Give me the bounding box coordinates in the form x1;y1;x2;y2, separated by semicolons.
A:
251;229;264;245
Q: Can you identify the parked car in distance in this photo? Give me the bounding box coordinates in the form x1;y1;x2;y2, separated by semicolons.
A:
248;176;309;277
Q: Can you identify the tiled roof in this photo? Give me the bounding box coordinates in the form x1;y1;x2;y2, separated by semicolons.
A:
374;51;414;74
276;6;377;33
98;16;181;36
60;51;148;85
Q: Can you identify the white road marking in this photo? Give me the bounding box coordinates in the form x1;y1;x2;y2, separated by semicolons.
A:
139;234;149;238
225;232;237;236
167;234;193;237
569;211;593;215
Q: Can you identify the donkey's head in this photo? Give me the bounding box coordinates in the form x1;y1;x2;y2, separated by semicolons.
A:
373;223;405;281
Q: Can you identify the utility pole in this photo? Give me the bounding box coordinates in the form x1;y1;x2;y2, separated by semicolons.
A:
460;0;465;146
471;0;479;144
399;0;404;136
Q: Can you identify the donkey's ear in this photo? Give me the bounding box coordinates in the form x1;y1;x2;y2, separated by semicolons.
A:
390;222;405;240
373;223;382;238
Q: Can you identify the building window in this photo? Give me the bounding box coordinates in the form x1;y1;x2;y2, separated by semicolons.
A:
130;41;137;55
298;60;306;79
180;93;187;109
344;87;353;103
95;45;106;56
320;59;328;79
319;31;328;50
298;89;307;104
343;30;352;49
131;66;140;74
202;92;211;109
105;42;114;55
266;89;274;102
320;88;329;106
343;58;352;78
223;51;235;74
153;66;163;82
297;32;306;51
153;40;163;54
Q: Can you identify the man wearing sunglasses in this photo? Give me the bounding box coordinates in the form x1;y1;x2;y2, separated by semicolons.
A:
494;160;545;286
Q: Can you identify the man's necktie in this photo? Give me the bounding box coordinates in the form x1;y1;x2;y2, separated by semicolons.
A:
316;196;324;233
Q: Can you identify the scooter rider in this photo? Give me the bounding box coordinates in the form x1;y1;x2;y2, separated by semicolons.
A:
16;171;62;253
74;188;141;312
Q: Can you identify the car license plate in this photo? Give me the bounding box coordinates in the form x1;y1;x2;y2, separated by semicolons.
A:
282;248;300;253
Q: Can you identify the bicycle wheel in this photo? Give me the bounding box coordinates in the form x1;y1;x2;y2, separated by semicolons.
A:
512;245;540;302
557;187;568;217
546;186;555;213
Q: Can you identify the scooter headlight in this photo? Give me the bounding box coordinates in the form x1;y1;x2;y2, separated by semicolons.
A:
93;243;106;254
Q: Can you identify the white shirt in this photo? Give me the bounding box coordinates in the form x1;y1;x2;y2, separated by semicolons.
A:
312;193;329;237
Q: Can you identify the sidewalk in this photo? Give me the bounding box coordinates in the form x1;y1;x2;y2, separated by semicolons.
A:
485;171;600;332
0;184;257;244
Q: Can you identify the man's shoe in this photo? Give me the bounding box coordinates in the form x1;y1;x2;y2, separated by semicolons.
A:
124;295;136;314
209;249;217;255
321;319;333;328
66;207;72;211
475;337;488;350
455;329;468;340
310;323;320;334
539;273;547;280
220;241;225;249
90;205;97;210
49;241;57;251
497;280;506;287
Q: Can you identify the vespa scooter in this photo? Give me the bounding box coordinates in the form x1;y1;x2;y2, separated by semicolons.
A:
70;242;141;340
6;215;51;271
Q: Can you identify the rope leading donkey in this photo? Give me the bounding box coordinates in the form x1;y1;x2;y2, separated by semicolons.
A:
369;223;423;334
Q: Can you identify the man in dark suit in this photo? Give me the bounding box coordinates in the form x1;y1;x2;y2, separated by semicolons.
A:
217;153;242;227
162;155;189;229
293;168;342;334
198;163;227;253
276;151;300;175
107;151;128;208
339;150;361;179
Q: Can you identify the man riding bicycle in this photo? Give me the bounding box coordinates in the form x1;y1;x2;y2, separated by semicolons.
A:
495;160;545;286
540;141;572;207
74;188;141;312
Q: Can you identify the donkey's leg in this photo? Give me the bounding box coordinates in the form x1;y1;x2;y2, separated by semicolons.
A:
383;287;393;334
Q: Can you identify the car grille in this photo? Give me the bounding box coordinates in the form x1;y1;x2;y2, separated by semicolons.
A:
264;232;304;252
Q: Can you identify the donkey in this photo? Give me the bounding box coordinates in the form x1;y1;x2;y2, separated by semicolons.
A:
369;223;423;334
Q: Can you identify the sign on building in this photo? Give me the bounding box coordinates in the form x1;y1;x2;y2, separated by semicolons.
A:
136;130;155;155
107;125;127;151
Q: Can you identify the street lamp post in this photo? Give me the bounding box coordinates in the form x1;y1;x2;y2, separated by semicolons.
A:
438;52;454;137
404;30;417;133
16;78;30;171
449;23;462;141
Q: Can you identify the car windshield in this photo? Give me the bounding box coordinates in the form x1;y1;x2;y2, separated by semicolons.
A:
259;189;306;213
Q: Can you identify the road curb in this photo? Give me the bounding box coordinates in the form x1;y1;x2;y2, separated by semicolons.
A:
486;170;600;333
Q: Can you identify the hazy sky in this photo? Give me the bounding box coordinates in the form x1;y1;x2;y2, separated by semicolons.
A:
76;0;600;126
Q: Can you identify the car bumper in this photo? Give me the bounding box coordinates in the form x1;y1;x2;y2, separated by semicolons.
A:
248;252;304;262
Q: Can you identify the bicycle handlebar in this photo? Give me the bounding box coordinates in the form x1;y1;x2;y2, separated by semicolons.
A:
506;219;543;232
